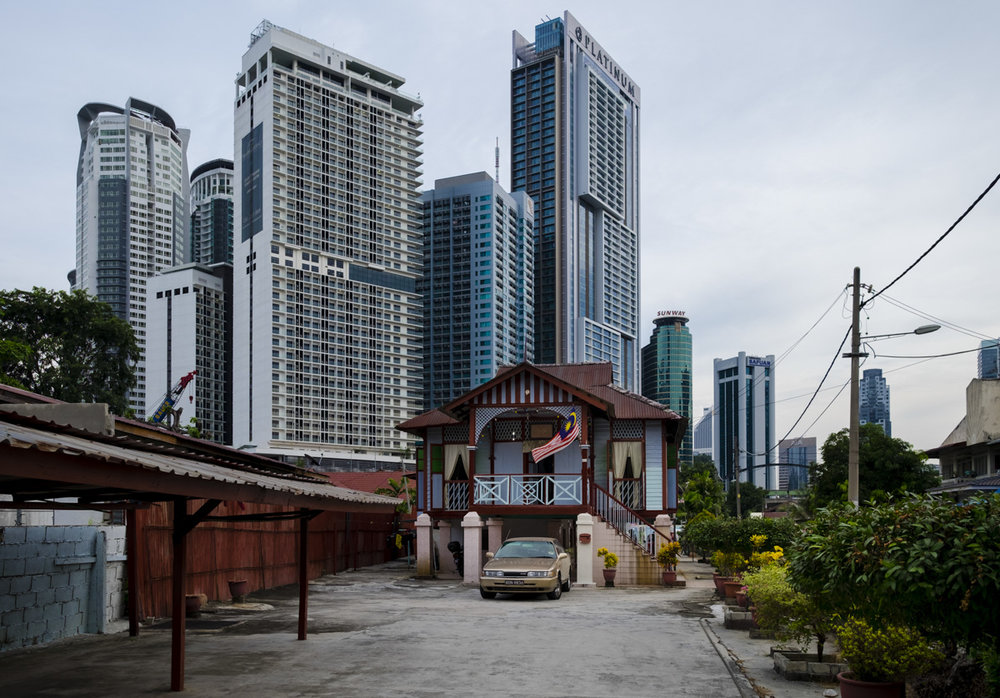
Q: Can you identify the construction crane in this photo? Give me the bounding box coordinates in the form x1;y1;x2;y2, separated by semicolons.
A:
150;370;196;430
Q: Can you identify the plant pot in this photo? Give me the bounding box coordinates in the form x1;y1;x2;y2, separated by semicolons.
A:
602;568;617;587
228;579;249;603
184;594;202;618
723;579;743;598
837;671;905;698
713;574;731;595
661;570;677;584
735;590;748;608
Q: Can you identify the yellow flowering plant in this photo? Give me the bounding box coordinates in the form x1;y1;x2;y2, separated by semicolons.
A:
657;541;681;570
837;617;944;683
596;547;618;569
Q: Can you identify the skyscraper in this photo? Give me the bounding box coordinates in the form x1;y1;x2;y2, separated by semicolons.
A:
190;159;234;265
420;172;534;409
232;21;423;465
859;368;891;436
511;12;640;390
979;339;1000;380
778;437;816;491
641;311;693;466
713;352;776;489
74;99;190;414
145;263;232;444
692;407;713;458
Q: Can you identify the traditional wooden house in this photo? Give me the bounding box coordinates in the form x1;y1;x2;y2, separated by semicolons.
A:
396;362;687;585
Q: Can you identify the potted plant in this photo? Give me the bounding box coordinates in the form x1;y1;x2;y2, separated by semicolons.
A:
597;547;618;587
657;541;681;584
228;579;249;603
835;617;943;697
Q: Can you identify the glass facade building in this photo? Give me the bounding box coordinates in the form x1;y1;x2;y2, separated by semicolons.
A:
74;99;190;415
641;312;693;466
232;21;423;465
190;159;234;265
713;352;776;489
859;368;891;436
420;172;534;409
979;339;1000;380
778;437;816;492
511;11;641;390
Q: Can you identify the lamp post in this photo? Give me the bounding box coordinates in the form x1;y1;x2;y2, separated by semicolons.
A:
843;267;939;505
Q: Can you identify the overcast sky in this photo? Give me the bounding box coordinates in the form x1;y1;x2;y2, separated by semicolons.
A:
2;1;997;458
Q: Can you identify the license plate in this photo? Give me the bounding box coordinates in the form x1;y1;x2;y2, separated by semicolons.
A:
504;580;525;585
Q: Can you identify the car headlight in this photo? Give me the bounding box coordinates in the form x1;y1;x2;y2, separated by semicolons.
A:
483;570;504;577
526;570;554;577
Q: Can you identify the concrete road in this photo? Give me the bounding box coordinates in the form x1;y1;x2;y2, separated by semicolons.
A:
0;561;753;697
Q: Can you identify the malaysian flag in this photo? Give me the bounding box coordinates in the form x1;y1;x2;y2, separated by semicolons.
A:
531;410;580;462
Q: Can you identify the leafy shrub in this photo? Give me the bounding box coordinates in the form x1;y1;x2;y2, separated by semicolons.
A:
596;547;618;569
742;564;836;662
837;617;944;683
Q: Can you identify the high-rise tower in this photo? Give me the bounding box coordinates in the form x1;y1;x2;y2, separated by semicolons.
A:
979;339;1000;380
232;21;423;465
859;368;891;436
190;159;234;265
511;12;640;390
420;172;534;409
713;352;776;489
641;311;693;466
74;99;190;414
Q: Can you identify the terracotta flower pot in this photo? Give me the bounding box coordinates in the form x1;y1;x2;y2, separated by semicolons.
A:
661;570;677;584
228;579;249;603
602;568;617;587
837;671;905;698
184;594;202;618
735;590;748;608
723;579;743;598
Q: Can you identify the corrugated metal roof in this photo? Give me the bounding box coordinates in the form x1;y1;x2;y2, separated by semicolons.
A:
0;420;398;509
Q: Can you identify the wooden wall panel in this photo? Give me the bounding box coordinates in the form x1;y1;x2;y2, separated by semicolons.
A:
133;501;395;619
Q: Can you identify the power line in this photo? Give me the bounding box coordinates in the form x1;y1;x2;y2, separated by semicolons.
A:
866;345;982;360
865;170;1000;306
876;293;994;341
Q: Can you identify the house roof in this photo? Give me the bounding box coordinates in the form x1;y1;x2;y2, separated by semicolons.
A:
325;470;412;493
0;387;397;513
397;362;685;433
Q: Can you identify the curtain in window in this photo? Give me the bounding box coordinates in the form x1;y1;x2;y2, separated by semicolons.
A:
444;444;467;480
611;441;643;480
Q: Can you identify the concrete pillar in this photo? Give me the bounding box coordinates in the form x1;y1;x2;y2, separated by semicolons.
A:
415;514;433;578
653;514;674;543
575;513;595;587
461;511;483;585
485;517;504;553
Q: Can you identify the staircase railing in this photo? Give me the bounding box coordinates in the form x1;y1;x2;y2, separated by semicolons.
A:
592;483;671;559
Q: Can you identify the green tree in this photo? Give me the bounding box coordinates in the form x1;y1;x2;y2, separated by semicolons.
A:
680;453;717;484
0;287;139;415
807;424;940;509
725;480;766;517
375;477;416;514
680;470;724;521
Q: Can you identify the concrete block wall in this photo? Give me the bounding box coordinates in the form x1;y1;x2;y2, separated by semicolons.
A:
0;525;126;651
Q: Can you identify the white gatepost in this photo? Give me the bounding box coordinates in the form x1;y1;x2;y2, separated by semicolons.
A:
461;511;483;585
575;512;595;587
415;513;433;578
654;514;675;544
486;517;504;554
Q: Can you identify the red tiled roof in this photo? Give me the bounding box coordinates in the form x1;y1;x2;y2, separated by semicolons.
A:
325;470;411;494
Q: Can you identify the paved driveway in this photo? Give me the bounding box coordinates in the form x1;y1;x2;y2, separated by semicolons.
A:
0;561;746;697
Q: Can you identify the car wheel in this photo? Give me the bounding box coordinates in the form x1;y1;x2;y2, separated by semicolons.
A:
561;575;571;592
480;587;497;599
547;575;562;600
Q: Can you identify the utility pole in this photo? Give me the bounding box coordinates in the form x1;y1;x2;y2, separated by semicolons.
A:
846;267;863;506
733;429;741;518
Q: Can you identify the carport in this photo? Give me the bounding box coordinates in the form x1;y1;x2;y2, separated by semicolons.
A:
0;395;397;691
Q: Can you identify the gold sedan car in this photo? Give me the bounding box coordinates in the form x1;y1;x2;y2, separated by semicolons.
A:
479;537;572;599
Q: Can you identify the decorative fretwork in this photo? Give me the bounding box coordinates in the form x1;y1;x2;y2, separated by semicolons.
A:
493;419;523;441
443;423;469;443
445;480;469;510
474;475;582;506
612;419;643;440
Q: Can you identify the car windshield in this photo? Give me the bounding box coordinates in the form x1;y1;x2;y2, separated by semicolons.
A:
494;541;556;559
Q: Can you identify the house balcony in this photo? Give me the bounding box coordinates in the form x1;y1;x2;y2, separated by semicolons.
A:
436;474;586;516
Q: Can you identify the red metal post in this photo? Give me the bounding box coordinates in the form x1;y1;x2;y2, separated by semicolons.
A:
170;497;187;691
125;507;140;637
297;511;309;640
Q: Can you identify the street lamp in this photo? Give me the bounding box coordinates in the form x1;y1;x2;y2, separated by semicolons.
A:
843;267;940;505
